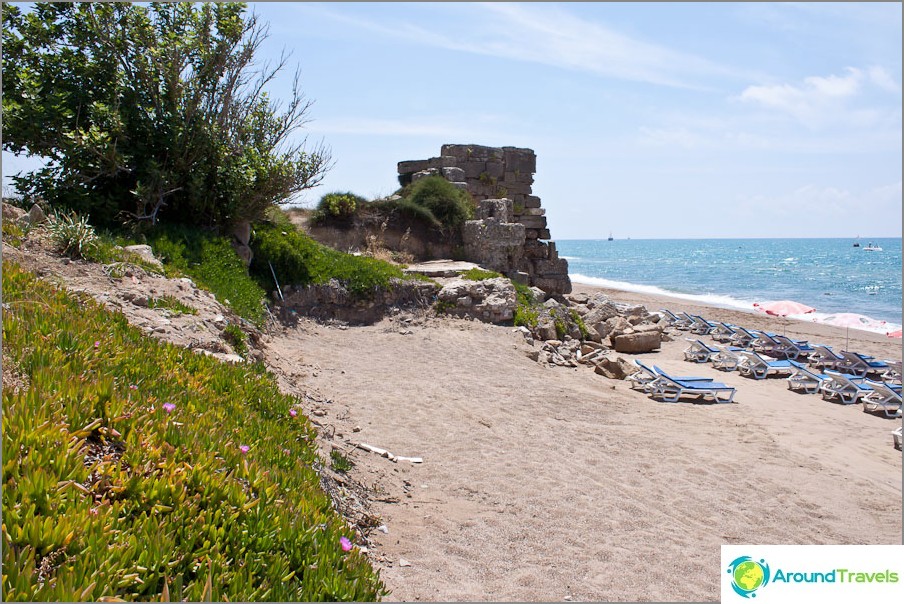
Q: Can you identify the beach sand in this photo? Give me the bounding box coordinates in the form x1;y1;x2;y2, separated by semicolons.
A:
268;282;903;602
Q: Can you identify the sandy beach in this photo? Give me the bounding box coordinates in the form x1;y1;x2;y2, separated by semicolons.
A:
267;281;903;602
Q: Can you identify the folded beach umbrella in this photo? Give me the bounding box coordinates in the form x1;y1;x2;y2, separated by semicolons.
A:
753;300;816;317
885;329;901;339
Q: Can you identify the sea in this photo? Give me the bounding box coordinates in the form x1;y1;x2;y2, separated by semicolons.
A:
557;238;903;334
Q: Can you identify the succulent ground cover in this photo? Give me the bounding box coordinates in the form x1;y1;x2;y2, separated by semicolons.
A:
1;261;386;601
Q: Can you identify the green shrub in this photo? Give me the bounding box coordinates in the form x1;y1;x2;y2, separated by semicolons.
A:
368;198;442;230
513;281;540;329
330;450;353;474
314;192;366;223
1;261;386;601
404;176;473;229
250;224;407;299
145;226;267;326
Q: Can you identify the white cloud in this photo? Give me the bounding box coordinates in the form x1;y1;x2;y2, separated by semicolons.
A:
737;66;901;128
298;3;744;90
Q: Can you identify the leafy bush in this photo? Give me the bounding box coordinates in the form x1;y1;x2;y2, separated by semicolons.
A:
368;198;443;230
1;261;386;601
513;281;540;329
250;224;407;299
145;226;267;326
404;176;473;229
3;3;330;229
314;192;367;223
330;450;354;474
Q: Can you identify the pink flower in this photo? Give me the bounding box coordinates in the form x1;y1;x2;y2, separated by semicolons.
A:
129;384;138;391
94;341;100;349
239;445;250;454
289;409;298;418
162;403;176;414
340;536;352;551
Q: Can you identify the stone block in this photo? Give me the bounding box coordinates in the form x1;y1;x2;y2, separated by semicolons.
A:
412;168;439;182
537;228;551;240
523;240;549;259
398;159;433;174
521;207;545;216
485;161;505;179
612;332;661;354
524;195;542;208
535;258;569;276
475;198;512;222
519;215;548;230
442;166;466;182
463;161;488;179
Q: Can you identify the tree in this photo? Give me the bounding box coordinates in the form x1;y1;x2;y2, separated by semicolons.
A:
2;2;331;229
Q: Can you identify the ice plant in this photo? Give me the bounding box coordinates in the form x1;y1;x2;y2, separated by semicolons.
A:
94;340;100;348
340;536;352;551
289;408;298;418
162;403;176;414
240;445;250;454
129;384;138;391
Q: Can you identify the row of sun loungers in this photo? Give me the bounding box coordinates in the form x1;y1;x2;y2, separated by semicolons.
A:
660;309;902;417
627;360;736;404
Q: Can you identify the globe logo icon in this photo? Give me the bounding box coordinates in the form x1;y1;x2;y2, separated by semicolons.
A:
726;556;770;598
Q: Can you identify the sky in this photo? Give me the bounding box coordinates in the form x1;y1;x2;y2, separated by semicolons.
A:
3;2;902;239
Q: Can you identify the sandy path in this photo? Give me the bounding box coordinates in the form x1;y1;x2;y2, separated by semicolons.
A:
268;289;902;602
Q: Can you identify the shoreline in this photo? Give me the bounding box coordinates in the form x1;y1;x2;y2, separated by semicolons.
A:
569;280;902;362
569;273;904;336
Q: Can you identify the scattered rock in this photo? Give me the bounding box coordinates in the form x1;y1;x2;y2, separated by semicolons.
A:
593;356;636;380
124;244;163;268
436;277;516;323
612;331;661;354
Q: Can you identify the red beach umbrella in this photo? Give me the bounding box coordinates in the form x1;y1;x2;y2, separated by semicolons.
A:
887;329;902;339
753;300;816;317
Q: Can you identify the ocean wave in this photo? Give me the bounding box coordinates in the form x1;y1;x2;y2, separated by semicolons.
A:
559;256;581;261
570;273;902;335
569;273;758;312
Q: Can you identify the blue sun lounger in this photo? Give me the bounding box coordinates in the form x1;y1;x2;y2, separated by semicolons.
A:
736;351;795;380
771;335;817;360
648;366;736;403
626;360;713;392
683;338;722;363
819;370;874;404
786;361;834;394
836;351;890;378
862;381;903;418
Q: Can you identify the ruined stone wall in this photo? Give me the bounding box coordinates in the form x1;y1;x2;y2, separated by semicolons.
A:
397;144;571;295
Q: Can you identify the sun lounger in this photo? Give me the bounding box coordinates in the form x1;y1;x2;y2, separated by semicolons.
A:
736;350;795;380
808;345;844;371
819;370;873;404
711;346;745;371
660;309;693;330
786;360;833;394
750;332;785;357
835;351;890;378
728;326;760;349
771;335;816;360
688;314;718;335
861;381;903;418
683;338;721;363
647;366;736;404
710;322;739;343
893;426;902;450
626;360;712;392
882;360;902;384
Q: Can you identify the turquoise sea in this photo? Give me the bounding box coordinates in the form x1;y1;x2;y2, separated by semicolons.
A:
557;238;903;332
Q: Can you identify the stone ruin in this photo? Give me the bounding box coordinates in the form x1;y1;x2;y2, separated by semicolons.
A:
397;144;571;296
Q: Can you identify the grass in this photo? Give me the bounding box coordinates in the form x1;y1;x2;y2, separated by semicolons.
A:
1;261;386;601
222;323;248;357
145;225;267;327
513;281;541;329
329;451;354;474
147;295;198;316
250;224;409;300
459;268;501;281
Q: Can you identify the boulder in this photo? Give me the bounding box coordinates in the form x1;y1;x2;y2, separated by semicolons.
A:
441;166;466;183
3;202;25;222
436;277;516;324
124;244;163;268
593;356;636;380
28;203;47;225
232;220;252;246
605;316;633;338
612;331;661;354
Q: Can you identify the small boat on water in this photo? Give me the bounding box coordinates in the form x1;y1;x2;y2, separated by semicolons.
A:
863;242;883;252
607;232;613;241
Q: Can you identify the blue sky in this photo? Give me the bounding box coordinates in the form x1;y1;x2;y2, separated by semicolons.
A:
3;2;901;239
